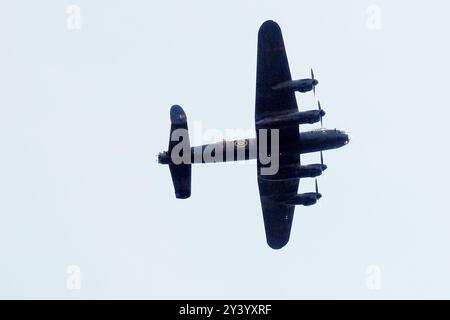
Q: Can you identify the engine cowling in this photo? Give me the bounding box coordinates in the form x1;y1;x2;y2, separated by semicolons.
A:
272;78;318;93
283;192;321;206
256;109;325;128
259;163;327;181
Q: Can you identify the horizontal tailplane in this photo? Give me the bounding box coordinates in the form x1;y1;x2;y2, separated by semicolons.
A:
167;105;191;199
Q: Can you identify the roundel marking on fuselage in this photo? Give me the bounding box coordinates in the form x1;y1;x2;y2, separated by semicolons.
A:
235;140;248;148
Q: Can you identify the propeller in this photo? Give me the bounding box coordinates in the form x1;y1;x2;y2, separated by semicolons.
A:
315;179;322;200
318;100;323;128
320;151;327;171
311;68;317;96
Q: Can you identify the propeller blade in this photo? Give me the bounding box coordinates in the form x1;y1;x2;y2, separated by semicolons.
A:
318;101;323;127
320;151;323;166
315;179;318;194
311;68;316;96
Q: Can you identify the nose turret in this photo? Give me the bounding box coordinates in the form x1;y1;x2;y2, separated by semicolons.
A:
336;130;350;146
343;132;350;145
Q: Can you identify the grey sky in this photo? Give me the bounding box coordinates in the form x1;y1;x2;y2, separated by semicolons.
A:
1;0;450;299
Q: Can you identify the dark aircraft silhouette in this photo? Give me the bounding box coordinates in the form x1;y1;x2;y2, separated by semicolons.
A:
158;20;349;249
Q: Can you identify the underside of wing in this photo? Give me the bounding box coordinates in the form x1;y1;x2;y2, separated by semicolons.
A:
259;196;296;249
255;20;298;121
258;154;300;249
255;20;300;168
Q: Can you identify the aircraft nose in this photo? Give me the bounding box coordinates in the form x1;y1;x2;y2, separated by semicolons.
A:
344;132;350;144
316;193;322;200
313;79;319;86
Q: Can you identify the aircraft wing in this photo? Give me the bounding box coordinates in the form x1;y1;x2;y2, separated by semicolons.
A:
255;20;299;121
257;154;300;249
255;21;300;249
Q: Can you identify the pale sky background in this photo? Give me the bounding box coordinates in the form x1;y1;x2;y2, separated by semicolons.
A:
1;0;450;299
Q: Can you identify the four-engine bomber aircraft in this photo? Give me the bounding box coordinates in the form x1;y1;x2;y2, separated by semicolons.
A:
158;20;349;249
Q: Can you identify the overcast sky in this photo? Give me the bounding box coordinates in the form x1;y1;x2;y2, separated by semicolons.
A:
1;0;450;299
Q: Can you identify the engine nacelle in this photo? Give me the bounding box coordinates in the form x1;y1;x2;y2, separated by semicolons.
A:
256;109;325;128
283;192;321;206
272;78;318;93
259;163;327;181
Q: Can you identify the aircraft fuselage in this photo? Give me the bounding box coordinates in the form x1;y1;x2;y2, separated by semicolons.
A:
158;128;349;164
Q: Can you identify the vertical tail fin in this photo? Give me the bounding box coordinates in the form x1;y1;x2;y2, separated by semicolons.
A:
167;105;191;199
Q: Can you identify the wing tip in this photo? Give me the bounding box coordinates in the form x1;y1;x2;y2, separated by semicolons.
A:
267;236;290;250
175;191;191;199
260;20;280;28
268;242;288;250
259;20;281;35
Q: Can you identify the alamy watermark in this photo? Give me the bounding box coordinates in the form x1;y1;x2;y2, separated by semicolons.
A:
366;265;382;290
66;265;81;290
66;5;81;31
169;127;280;176
366;5;382;31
